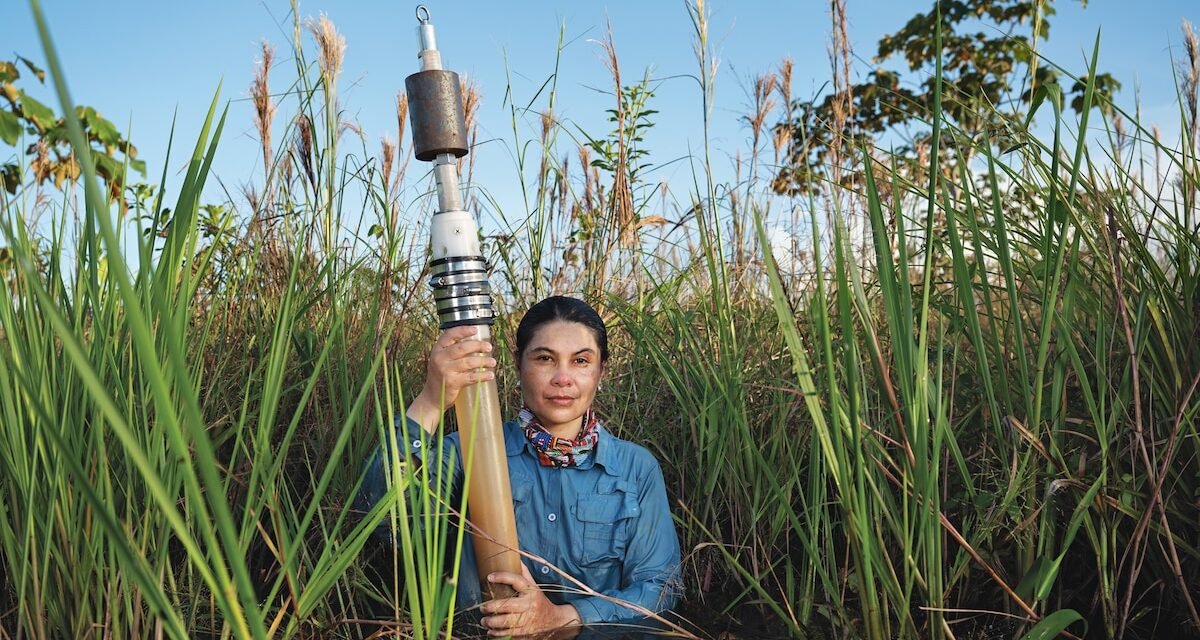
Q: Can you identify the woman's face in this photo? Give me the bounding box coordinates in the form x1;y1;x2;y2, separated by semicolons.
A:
518;319;605;437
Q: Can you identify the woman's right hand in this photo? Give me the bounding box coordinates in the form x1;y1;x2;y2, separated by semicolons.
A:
406;325;498;433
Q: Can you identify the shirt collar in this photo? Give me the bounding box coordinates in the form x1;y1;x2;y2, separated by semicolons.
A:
504;419;623;477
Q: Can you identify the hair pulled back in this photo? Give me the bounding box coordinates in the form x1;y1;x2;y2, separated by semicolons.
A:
515;296;609;364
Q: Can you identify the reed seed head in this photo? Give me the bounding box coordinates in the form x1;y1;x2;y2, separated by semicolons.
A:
307;13;345;90
380;136;396;192
777;57;793;109
746;73;779;155
251;40;276;181
540;109;555;144
296;114;317;192
1182;19;1198;148
458;75;480;176
395;91;409;151
579;145;595;213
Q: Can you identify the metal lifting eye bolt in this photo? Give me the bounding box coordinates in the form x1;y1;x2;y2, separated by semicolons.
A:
405;6;494;329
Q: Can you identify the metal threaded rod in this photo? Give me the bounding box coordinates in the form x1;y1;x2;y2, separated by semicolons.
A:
405;5;521;601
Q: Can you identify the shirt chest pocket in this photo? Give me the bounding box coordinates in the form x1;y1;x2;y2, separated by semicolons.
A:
574;482;641;565
510;473;533;515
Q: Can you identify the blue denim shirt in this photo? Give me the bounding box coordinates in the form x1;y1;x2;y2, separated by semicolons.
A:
359;416;682;626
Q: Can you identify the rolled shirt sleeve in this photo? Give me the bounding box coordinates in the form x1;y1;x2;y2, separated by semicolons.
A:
357;415;462;529
569;455;682;625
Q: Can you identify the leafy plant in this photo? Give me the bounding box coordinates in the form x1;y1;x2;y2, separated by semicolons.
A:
0;55;144;198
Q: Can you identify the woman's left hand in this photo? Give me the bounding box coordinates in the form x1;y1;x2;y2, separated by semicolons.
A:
480;564;582;638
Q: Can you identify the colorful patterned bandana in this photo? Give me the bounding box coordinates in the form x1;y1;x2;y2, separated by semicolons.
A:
518;405;600;468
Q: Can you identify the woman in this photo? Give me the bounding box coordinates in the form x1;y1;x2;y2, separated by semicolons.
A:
361;296;681;637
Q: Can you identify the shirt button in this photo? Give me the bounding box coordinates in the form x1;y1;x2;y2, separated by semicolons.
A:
411;439;422;449
547;513;557;522
540;565;551;575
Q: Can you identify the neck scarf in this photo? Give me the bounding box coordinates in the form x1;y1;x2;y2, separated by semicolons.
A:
518;405;600;468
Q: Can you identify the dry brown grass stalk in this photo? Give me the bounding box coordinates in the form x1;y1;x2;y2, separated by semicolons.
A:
458;75;480;186
598;22;635;247
746;74;778;160
773;58;794;164
251;40;276;188
1182;20;1199;215
558;153;570;224
579;145;595;214
538;109;556;211
688;0;718;119
379;136;396;196
296;114;317;194
827;0;853;189
396;91;409;147
393;92;411;194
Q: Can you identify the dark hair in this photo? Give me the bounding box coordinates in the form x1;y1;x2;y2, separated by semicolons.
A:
515;296;609;363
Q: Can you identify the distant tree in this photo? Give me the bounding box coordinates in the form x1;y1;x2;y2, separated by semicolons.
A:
771;0;1121;196
0;55;143;199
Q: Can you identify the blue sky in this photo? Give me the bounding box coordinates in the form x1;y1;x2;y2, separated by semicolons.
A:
4;1;1197;229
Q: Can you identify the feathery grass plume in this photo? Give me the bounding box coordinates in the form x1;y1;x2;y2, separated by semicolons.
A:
338;120;364;139
389;92;412;194
457;74;480;186
1182;20;1198;151
387;93;411;239
251;40;276;187
687;0;718;119
243;184;260;213
307;13;345;92
598;22;635;246
540;109;554;144
827;0;852;192
537;109;556;209
539;109;555;195
279;149;293;194
773;57;794;164
558;152;570;223
747;74;778;150
579;144;596;214
745;73;778;186
396;91;409;148
295;114;317;194
380;135;396;196
547;153;573;295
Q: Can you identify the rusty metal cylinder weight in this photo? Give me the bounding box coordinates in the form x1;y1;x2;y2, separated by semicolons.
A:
405;70;469;161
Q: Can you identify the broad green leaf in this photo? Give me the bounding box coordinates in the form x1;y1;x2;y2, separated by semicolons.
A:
1024;82;1063;129
1019;609;1084;640
78;105;121;148
0;109;20;145
18;90;56;131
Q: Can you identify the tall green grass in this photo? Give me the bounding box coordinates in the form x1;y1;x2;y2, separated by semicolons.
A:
2;2;1199;639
